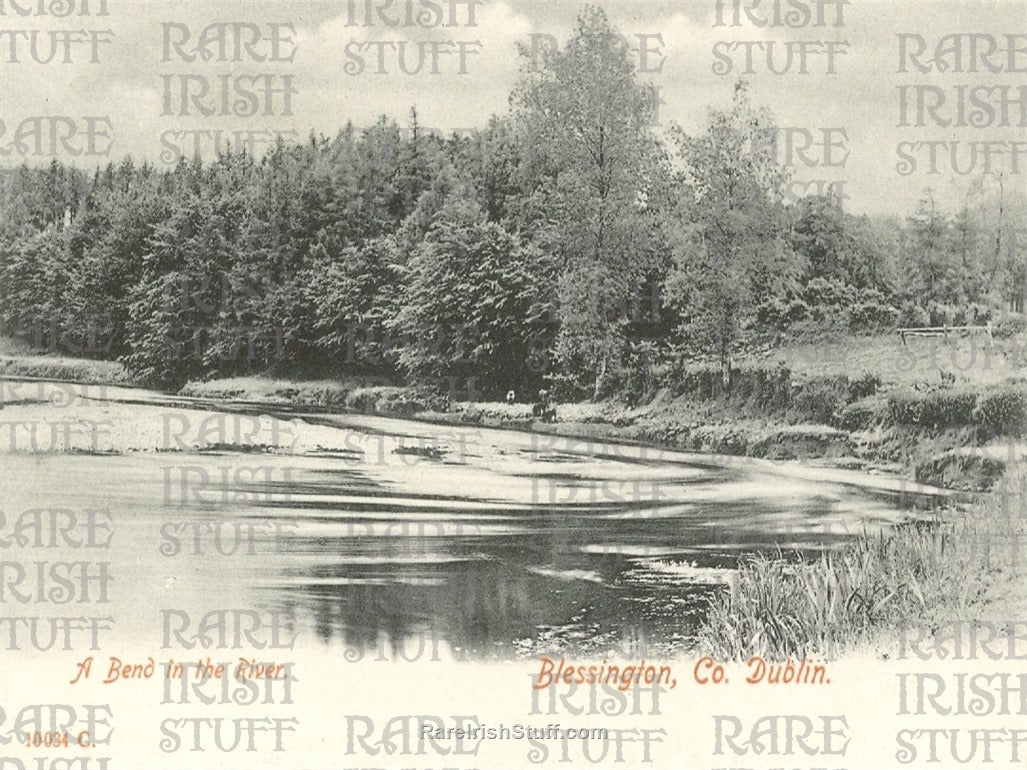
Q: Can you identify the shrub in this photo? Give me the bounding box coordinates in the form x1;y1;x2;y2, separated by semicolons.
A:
754;425;852;459
838;396;887;431
789;376;849;424
848;299;900;332
899;301;930;328
786;373;882;426
0;355;134;386
887;388;978;429
756;296;810;330
848;371;882;401
914;449;1008;492
973;386;1027;438
925;302;991;328
804;277;856;309
927;302;959;327
758;279;900;333
617;340;660;405
993;314;1027;339
728;364;793;412
547;371;594;403
665;362;722;401
345;385;443;416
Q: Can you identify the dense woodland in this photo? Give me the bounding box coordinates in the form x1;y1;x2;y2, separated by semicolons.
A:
1;8;1024;398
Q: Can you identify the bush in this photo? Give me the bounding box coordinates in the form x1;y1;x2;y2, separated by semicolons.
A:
754;425;852;459
665;361;722;400
848;371;882;401
179;377;356;405
926;302;959;327
838;396;887;431
547;371;594;403
345;385;445;416
756;296;810;330
786;372;882;426
914;449;1008;492
848;298;899;332
663;362;793;414
973;386;1027;438
803;277;856;309
663;364;884;424
993;314;1027;339
0;355;134;386
887;388;978;429
616;340;660;405
789;376;849;424
899;301;930;328
924;302;992;328
729;364;793;412
757;279;900;333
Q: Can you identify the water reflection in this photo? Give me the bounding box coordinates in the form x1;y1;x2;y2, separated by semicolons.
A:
0;388;952;660
217;447;943;659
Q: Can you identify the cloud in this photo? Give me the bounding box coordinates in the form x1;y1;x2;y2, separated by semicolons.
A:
1;0;1024;215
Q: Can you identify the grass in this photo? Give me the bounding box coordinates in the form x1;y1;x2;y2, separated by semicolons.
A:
0;353;134;385
180;376;358;405
696;469;1023;660
750;332;1025;387
180;375;446;415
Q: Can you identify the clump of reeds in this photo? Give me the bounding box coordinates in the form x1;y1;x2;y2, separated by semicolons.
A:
696;488;1015;660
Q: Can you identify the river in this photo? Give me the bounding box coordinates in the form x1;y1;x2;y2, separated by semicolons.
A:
0;379;951;661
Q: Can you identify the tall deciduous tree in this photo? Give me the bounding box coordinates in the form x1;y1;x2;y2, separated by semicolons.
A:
666;82;798;369
510;6;668;397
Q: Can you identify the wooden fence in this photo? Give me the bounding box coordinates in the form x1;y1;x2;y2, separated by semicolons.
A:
897;324;993;346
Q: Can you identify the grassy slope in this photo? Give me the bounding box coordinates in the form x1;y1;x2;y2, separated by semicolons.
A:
0;342;133;385
422;334;1027;489
749;332;1021;387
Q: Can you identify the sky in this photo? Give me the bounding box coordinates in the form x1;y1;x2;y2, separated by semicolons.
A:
0;0;1025;217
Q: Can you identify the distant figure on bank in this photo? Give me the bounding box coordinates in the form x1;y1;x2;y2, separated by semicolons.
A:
721;356;734;391
532;389;556;422
506;390;516;405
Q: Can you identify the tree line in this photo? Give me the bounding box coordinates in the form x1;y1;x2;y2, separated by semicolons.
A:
1;8;1024;398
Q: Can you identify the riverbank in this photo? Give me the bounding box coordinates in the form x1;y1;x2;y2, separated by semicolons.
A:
176;327;1027;494
697;466;1027;661
0;351;132;385
5;331;1025;491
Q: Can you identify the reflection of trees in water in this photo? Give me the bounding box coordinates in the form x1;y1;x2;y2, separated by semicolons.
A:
248;465;923;658
300;560;567;654
271;499;706;657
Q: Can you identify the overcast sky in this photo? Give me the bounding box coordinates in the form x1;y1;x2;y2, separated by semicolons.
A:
1;0;1024;216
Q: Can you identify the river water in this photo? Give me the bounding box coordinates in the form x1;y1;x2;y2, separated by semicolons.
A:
0;379;951;661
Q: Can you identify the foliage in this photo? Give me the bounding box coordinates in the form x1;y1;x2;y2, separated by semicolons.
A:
0;7;1023;394
837;396;887;431
511;6;669;395
886;387;979;430
665;82;797;364
697;507;993;660
993;314;1027;339
758;278;899;333
391;204;555;396
787;375;850;424
973;386;1027;439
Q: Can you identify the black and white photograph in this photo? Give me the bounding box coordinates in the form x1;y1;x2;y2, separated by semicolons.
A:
1;1;1025;767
